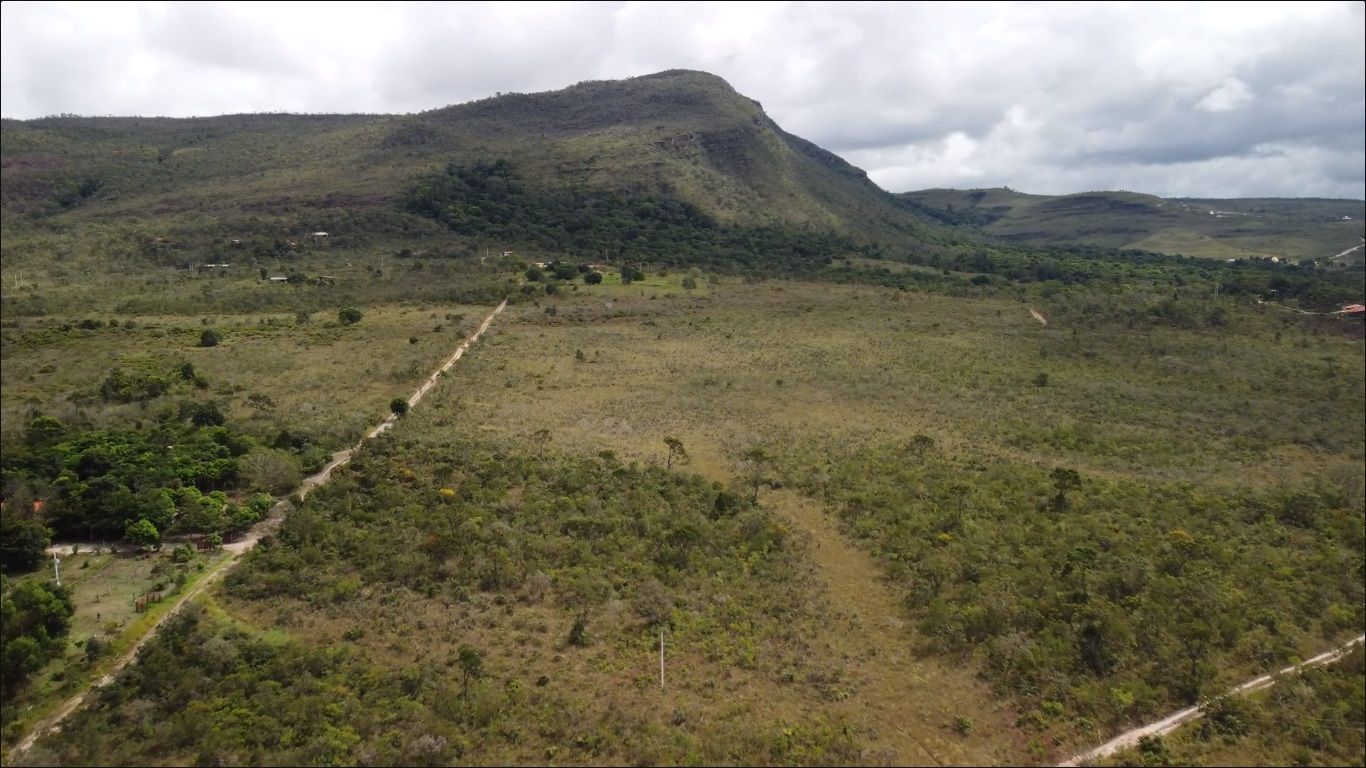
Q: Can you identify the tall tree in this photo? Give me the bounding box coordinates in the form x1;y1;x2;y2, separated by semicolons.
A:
663;437;688;469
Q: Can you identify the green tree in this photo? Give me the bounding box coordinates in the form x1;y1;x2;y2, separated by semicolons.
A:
457;644;482;701
531;428;551;458
906;433;936;460
584;271;603;285
390;398;409;417
0;635;45;697
199;329;220;347
84;635;108;665
0;507;50;573
2;576;74;697
741;447;772;503
338;307;363;325
1049;468;1082;511
240;448;302;495
568;615;589;647
125;518;161;549
664;436;689;469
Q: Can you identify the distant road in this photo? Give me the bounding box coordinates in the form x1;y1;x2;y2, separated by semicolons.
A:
1058;634;1366;766
10;299;508;759
1328;238;1364;261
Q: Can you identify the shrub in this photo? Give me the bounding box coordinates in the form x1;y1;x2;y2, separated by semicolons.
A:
568;615;589;647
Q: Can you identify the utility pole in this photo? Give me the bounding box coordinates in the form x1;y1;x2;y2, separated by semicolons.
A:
52;553;61;587
659;628;665;689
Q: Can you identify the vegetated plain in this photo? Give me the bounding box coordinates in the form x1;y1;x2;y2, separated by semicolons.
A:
2;69;1363;766
900;187;1365;262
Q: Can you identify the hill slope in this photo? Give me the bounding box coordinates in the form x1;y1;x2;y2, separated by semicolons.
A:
0;71;953;267
900;187;1365;262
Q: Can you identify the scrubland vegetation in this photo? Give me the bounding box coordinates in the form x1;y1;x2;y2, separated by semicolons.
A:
7;264;1362;765
1104;645;1365;767
19;441;878;766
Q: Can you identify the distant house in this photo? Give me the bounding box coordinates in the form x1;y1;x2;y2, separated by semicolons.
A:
229;239;244;248
203;263;231;268
501;250;514;258
311;231;329;238
268;276;289;282
1339;304;1365;316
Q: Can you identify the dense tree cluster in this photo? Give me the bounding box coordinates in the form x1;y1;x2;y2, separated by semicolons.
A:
402;160;863;270
1;414;287;547
1;576;73;699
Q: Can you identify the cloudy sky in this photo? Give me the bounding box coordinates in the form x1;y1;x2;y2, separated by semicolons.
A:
3;1;1363;198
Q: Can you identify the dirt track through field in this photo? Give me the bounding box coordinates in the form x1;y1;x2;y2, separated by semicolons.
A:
1058;634;1366;766
764;490;1021;766
8;299;508;760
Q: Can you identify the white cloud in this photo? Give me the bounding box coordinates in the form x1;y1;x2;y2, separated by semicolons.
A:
1197;77;1255;113
1;1;1361;198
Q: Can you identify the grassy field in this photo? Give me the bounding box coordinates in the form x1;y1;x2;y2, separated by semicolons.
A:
1121;229;1276;261
1;286;498;450
434;280;1363;489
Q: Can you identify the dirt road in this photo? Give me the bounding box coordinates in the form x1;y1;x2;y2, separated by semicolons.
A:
8;299;508;759
1058;634;1366;766
1327;239;1364;262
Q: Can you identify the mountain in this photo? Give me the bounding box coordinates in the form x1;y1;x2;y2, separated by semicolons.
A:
900;188;1365;262
0;71;956;268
